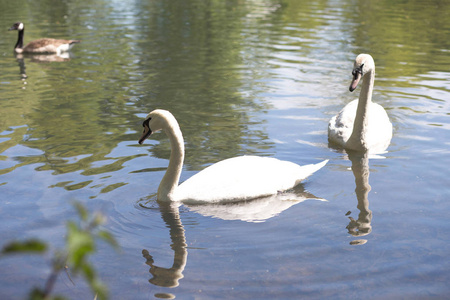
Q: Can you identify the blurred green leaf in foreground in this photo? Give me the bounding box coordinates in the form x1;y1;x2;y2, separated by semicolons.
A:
1;201;119;300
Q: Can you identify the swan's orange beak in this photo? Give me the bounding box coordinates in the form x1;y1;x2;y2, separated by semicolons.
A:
349;72;361;92
139;125;152;144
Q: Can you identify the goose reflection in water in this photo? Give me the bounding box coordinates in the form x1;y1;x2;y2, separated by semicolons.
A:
14;52;74;87
16;52;73;62
15;54;27;82
345;151;373;245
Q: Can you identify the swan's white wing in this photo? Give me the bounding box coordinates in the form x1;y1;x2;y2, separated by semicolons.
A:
365;103;393;153
173;156;327;203
328;99;358;147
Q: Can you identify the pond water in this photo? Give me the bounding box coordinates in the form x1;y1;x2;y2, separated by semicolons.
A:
1;0;449;299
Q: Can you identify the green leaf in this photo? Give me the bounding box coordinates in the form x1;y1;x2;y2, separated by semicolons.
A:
82;264;108;300
66;222;95;271
82;262;96;281
73;201;88;222
90;278;108;300
97;230;119;249
2;239;47;255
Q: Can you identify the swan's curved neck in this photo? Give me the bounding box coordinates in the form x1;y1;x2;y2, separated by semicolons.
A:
158;124;184;201
347;69;375;151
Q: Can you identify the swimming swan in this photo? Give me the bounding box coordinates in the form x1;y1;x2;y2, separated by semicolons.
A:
328;54;392;153
138;109;328;203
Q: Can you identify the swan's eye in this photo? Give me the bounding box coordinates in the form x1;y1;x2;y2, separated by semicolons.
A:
352;63;364;76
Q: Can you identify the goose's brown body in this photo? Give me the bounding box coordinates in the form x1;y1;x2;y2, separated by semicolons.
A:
9;22;80;54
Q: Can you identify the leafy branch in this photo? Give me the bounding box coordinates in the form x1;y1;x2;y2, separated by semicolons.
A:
1;202;119;300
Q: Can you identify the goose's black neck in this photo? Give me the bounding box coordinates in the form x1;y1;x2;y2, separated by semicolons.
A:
15;29;24;49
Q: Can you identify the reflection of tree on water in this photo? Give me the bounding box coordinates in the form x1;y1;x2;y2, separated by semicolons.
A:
3;0;279;186
346;151;372;245
142;201;187;288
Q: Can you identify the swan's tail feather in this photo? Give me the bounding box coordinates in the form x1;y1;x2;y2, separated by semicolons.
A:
296;159;328;184
313;159;329;171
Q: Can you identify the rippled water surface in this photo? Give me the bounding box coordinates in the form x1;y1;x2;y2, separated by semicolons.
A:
1;0;449;299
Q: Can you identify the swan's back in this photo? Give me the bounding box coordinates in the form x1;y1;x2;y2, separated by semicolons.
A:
173;156;327;203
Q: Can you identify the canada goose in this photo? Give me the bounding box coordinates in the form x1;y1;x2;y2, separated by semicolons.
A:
138;109;328;203
8;22;80;54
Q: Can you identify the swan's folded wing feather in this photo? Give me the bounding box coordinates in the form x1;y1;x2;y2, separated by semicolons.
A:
365;103;393;153
174;156;327;203
328;99;358;147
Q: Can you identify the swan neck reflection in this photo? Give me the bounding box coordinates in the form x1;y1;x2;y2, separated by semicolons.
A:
143;202;187;288
347;151;372;240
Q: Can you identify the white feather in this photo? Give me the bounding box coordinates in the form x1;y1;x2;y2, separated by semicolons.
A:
174;156;327;203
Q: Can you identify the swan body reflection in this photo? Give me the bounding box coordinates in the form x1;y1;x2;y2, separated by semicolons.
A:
139;109;327;203
189;186;325;222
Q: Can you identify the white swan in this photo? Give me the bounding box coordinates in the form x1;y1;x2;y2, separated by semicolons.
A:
138;109;328;203
328;54;392;153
